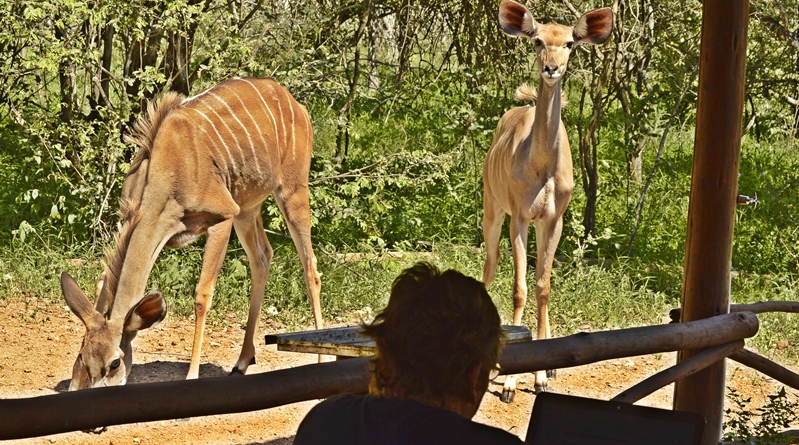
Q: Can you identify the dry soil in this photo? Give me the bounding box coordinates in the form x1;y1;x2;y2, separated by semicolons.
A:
1;297;797;444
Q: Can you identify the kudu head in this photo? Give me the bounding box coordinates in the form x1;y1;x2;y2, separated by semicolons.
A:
60;272;166;390
499;0;613;87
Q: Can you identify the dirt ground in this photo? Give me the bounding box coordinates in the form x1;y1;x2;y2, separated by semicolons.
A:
1;296;797;445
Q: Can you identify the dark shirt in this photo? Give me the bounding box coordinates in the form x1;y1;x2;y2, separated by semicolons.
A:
293;393;525;445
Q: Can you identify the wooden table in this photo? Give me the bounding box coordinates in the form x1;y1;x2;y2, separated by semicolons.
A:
265;325;532;358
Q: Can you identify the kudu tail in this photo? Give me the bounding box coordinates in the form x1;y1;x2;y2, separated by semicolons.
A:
515;84;537;103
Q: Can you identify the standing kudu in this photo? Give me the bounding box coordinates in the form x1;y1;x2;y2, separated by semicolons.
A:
61;77;322;389
483;1;612;397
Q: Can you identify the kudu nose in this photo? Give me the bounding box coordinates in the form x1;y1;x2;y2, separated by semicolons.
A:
543;65;558;76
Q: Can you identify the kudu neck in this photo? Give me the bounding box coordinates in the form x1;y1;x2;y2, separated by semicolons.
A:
532;78;564;153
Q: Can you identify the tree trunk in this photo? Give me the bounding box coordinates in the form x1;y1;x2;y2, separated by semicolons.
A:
578;48;611;239
164;32;191;95
54;24;73;126
99;24;114;108
335;0;372;165
54;19;80;172
124;26;162;113
629;137;646;182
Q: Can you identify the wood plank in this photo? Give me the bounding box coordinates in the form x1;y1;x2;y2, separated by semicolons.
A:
265;325;533;357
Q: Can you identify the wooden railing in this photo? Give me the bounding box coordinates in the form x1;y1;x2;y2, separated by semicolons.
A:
3;311;798;440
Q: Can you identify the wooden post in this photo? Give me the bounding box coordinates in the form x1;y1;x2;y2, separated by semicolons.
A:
673;1;749;443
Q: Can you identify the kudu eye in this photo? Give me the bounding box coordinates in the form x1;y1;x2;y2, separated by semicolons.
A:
566;41;574;49
110;358;121;370
534;38;543;47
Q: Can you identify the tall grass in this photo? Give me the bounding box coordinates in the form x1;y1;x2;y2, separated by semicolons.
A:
3;236;796;364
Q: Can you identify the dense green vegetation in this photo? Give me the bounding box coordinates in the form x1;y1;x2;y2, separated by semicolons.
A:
0;0;797;373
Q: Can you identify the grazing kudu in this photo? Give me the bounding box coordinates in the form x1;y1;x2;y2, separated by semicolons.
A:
483;1;612;397
60;77;323;389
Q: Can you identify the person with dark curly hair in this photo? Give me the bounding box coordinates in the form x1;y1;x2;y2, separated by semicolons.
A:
293;262;524;444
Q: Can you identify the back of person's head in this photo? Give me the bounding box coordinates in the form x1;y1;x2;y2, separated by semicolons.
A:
362;262;503;403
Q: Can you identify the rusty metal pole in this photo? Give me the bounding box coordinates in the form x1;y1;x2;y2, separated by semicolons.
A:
673;1;749;444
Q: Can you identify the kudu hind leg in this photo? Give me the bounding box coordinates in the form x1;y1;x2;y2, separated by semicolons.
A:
276;189;322;330
230;210;273;375
481;200;505;288
187;218;234;380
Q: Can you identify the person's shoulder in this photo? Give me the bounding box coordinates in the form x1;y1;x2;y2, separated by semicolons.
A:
313;393;359;406
426;406;524;444
466;421;526;445
294;394;365;445
303;393;361;416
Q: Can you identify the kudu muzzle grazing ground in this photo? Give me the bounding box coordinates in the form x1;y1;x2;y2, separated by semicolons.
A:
61;77;323;390
483;0;612;398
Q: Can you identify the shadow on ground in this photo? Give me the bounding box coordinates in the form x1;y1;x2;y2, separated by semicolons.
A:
54;361;228;392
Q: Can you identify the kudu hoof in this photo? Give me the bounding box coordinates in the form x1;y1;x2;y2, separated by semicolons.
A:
83;426;108;435
547;369;557;379
534;382;548;394
500;387;516;404
229;357;256;375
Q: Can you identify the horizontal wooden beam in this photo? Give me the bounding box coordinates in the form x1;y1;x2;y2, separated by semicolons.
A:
499;311;759;375
670;301;799;322
0;357;372;440
728;301;799;313
0;312;759;440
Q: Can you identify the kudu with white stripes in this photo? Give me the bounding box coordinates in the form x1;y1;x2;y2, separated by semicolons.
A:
60;77;322;389
483;0;612;395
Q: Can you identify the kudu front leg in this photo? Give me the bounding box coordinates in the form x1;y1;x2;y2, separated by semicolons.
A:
531;216;565;393
500;218;531;403
187;218;234;380
509;218;530;326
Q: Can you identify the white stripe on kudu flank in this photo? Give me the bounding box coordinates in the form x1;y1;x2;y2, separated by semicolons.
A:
304;107;312;151
239;78;280;159
288;99;297;159
193;122;228;171
201;95;245;168
220;83;266;175
268;84;289;150
209;90;261;175
183;88;212;104
190;107;238;175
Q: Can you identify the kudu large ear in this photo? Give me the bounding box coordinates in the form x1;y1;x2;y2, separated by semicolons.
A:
498;0;537;39
124;290;167;334
61;272;100;327
573;8;613;45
